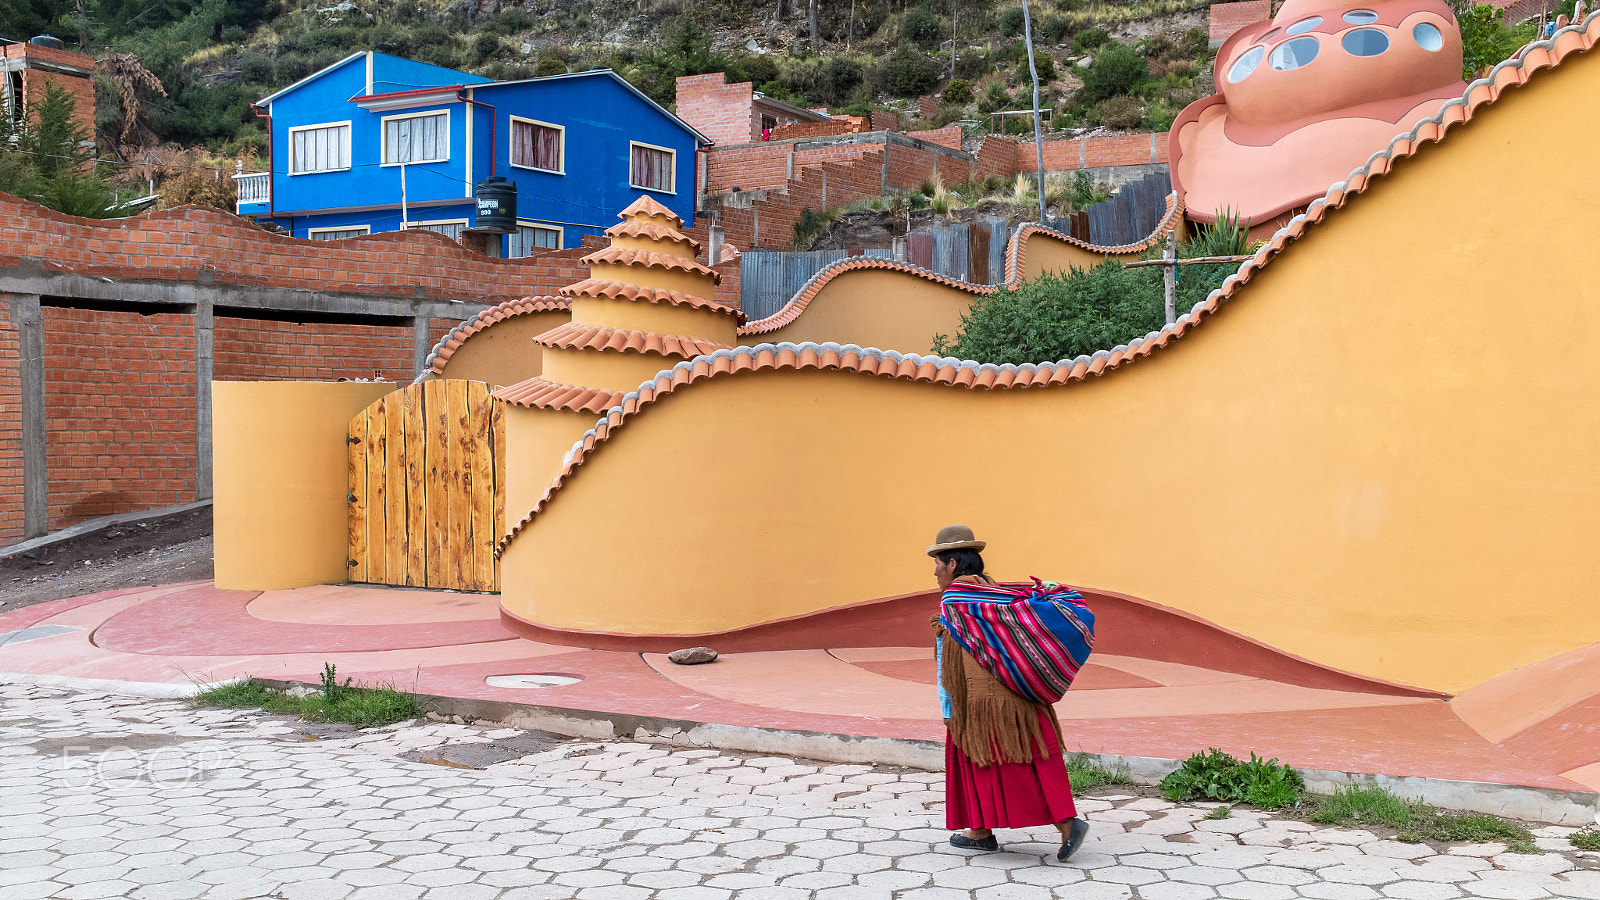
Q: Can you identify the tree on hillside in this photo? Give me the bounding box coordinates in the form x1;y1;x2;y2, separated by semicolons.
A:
0;81;129;217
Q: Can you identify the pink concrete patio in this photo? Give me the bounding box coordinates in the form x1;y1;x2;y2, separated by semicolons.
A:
2;580;1597;794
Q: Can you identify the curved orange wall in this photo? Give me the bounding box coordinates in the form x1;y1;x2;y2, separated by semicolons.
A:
436;310;571;386
753;270;985;351
500;45;1600;694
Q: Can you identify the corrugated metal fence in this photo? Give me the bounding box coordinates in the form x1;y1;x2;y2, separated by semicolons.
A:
1083;172;1169;247
740;218;1013;320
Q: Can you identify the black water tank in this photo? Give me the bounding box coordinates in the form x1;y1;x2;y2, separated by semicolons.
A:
473;176;517;233
29;35;65;49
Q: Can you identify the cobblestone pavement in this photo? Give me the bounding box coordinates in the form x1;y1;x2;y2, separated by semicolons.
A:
1;682;1597;900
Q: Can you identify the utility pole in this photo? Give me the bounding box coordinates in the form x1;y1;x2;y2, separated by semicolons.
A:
1021;2;1047;226
1163;230;1177;324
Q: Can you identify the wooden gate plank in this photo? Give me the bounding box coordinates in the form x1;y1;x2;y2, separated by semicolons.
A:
365;399;388;584
384;392;407;584
468;382;495;592
403;385;427;587
347;412;367;584
424;379;450;588
491;396;506;592
446;379;471;589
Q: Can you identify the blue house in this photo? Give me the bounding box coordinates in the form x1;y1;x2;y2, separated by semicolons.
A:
236;52;709;256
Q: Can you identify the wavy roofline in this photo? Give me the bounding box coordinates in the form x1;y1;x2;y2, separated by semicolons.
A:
420;296;570;379
496;9;1600;556
738;192;1185;337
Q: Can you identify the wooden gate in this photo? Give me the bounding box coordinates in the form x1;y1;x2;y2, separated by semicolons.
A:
347;379;504;592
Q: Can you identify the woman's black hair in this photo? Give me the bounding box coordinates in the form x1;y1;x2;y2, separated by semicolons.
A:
936;548;985;579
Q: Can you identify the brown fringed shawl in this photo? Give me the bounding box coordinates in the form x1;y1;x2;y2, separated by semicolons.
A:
936;620;1064;767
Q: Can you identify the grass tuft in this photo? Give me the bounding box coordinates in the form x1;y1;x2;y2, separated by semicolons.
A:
1299;785;1538;853
1205;805;1231;820
193;669;422;729
1065;753;1135;792
1571;826;1600;851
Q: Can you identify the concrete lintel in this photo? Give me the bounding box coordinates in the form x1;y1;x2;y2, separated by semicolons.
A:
10;293;46;539
0;263;480;319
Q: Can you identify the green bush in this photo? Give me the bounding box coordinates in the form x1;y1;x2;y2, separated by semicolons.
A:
930;264;1165;364
1000;5;1028;35
1092;94;1144;128
1159;748;1306;809
899;5;944;47
1072;27;1110;54
535;57;569;77
1040;14;1073;44
1078;42;1149;105
1457;4;1536;78
878;45;942;96
942;77;974;105
976;81;1014;113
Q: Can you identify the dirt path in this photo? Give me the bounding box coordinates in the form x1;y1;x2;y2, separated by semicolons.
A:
0;507;214;615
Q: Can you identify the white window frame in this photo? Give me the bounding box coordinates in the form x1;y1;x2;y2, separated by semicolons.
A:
401;218;470;242
629;140;677;194
287;120;352;175
507;220;564;257
508;116;565;174
306;225;372;240
380;109;451;167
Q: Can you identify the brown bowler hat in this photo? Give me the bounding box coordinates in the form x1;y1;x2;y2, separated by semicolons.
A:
926;524;986;557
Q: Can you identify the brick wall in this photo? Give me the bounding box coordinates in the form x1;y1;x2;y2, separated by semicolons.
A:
770;117;868;141
1210;0;1272;42
0;193;592;305
974;136;1019;180
42;307;198;530
0;300;19;541
870;109;901;132
906;126;963;150
675;73;757;146
919;95;941;120
705;145;792;193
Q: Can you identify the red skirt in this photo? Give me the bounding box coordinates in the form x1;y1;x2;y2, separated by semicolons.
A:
945;712;1077;830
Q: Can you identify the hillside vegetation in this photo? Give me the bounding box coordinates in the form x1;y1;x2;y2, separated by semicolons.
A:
1;0;1215;168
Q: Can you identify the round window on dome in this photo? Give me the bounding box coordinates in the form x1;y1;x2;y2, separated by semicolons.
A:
1228;45;1266;82
1343;9;1379;23
1269;36;1321;70
1414;22;1444;51
1286;16;1322;34
1342;27;1390;56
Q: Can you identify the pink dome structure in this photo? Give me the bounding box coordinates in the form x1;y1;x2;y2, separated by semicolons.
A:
1170;0;1467;229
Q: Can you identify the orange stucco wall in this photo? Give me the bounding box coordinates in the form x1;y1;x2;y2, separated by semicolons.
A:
436;310;570;387
754;270;984;352
499;46;1600;694
214;380;396;590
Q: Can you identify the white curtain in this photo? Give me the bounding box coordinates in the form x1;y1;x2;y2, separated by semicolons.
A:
292;124;350;174
386;113;447;164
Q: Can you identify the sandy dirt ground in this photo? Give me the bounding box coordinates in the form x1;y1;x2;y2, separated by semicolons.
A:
0;507;214;615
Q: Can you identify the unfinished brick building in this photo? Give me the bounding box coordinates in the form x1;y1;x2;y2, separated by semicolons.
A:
1;36;96;138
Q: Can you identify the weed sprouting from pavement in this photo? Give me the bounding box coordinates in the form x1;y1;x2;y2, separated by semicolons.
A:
193;672;421;729
1065;753;1135;792
1299;784;1537;852
1571;826;1600;850
1205;805;1231;820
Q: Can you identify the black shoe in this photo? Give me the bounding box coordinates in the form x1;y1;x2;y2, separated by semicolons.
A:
1057;818;1089;862
949;832;999;851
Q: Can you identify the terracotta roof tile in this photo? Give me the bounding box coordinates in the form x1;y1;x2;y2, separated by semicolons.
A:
561;277;747;324
421;296;570;378
581;246;722;282
493;376;626;413
499;10;1600;556
618;196;683;225
604;219;702;253
739;192;1185;337
534;321;732;357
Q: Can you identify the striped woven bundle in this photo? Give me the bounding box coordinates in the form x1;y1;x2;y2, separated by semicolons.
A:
939;578;1096;705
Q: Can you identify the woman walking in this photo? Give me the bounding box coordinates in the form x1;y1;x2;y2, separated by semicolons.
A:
928;524;1094;862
